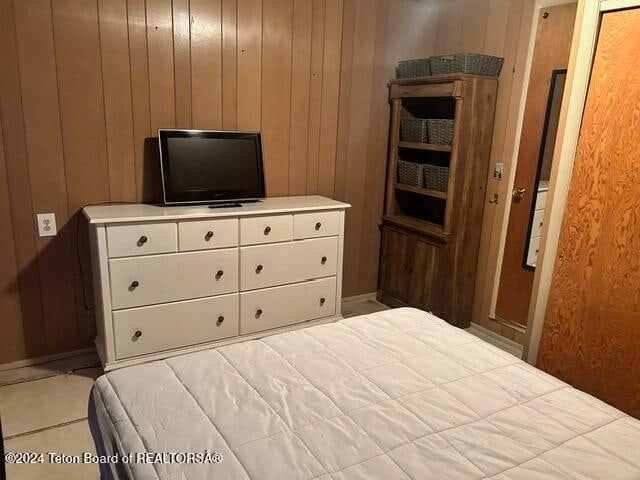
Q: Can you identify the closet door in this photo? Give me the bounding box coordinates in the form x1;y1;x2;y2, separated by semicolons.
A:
537;8;640;417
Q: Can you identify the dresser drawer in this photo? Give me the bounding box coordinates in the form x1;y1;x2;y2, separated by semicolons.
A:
179;218;238;251
293;211;340;239
113;294;239;359
240;278;336;335
240;237;338;291
109;249;238;309
240;214;293;245
530;209;545;238
107;222;177;258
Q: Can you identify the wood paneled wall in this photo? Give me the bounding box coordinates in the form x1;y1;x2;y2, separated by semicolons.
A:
0;0;533;363
0;0;343;364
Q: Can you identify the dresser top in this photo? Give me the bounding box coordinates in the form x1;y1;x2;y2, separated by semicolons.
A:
83;195;350;224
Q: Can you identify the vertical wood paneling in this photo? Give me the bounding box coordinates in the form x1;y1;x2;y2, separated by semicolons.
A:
173;0;192;128
146;0;175;132
127;0;153;202
316;0;342;197
340;0;378;296
334;0;355;201
52;0;110;209
236;0;262;130
222;0;238;129
0;114;26;363
191;0;223;128
261;0;293;196
98;0;137;201
15;0;78;354
0;0;46;359
288;0;313;195
435;0;464;54
459;0;490;52
52;0;110;348
305;0;325;193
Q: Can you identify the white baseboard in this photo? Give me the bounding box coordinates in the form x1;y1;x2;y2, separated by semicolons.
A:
0;347;96;372
341;292;378;303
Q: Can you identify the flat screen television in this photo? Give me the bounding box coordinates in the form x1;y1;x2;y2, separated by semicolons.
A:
158;129;265;205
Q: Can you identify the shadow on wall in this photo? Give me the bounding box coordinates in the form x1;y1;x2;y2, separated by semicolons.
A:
3;137;164;365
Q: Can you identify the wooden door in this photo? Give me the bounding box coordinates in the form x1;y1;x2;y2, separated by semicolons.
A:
496;3;576;326
537;8;640;418
378;227;411;303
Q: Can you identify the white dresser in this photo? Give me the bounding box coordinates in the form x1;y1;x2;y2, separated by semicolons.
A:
83;196;349;370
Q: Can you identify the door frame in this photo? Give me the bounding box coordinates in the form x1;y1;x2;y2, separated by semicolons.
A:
472;0;579;339
489;0;577;320
523;0;640;363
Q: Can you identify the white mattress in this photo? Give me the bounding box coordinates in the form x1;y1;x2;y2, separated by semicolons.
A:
91;308;640;479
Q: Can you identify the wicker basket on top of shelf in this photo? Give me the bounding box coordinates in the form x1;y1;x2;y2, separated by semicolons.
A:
429;53;504;77
396;53;504;79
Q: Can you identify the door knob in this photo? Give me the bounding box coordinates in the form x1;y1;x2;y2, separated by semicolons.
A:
512;188;526;202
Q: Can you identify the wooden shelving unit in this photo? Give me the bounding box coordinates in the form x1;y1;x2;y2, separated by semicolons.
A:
377;74;498;328
393;183;447;200
397;141;452;153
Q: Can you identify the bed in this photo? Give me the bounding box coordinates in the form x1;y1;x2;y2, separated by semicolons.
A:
89;307;640;479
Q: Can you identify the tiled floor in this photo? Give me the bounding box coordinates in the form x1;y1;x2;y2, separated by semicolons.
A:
0;298;521;479
1;366;101;479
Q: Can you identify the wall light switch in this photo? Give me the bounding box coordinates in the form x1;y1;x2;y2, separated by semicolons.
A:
36;213;57;237
493;162;504;180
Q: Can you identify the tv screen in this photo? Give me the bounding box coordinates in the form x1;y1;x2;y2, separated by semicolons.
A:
158;129;265;204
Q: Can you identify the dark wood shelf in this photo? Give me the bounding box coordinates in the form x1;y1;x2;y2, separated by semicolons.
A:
389;73;496;85
382;214;450;244
398;141;452;153
394;182;447;200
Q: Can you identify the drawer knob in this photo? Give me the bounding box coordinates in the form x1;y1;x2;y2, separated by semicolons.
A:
256;309;263;318
255;264;263;273
130;280;139;290
134;330;142;339
315;222;322;231
217;315;224;325
264;226;271;235
215;270;224;280
320;297;326;305
138;235;148;245
205;230;214;240
321;256;327;265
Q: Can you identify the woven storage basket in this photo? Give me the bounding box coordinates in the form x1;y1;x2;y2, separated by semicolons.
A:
397;60;416;79
400;118;429;143
424;164;449;192
397;160;424;187
429;53;504;77
397;58;431;79
426;119;454;145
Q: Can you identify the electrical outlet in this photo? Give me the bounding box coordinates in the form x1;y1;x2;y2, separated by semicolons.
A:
36;213;57;237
